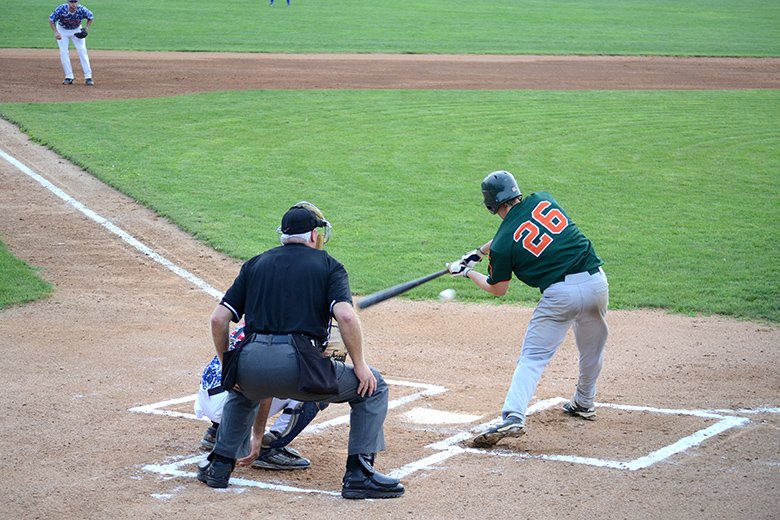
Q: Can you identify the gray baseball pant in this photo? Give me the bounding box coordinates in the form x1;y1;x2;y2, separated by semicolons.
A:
213;335;387;460
502;268;609;422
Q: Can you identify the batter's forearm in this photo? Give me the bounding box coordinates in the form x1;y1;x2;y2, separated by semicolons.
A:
466;270;508;296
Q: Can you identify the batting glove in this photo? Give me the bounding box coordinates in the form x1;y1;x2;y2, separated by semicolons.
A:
447;262;472;277
460;248;486;268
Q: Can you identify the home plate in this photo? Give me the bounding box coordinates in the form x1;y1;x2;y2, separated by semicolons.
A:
403;407;481;424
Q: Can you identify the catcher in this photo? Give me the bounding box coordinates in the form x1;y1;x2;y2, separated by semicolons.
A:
195;320;346;469
49;1;95;85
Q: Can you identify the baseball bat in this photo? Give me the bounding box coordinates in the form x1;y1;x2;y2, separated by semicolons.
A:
356;268;449;310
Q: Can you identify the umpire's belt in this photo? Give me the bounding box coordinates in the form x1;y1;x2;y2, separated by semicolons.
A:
245;333;293;344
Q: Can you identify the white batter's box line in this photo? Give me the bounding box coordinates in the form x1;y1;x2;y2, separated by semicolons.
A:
424;396;566;451
138;379;447;493
128;395;202;421
426;398;752;472
703;406;780;415
390;397;569;478
388;447;465;479
142;454;340;496
129;379;448;432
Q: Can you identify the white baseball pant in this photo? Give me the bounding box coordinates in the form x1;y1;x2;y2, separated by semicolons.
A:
502;268;609;422
56;24;92;80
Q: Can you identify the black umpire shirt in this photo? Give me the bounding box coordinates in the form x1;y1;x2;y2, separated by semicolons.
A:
220;243;352;343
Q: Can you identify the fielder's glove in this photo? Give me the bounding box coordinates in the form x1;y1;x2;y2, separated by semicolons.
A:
447;262;472;277
460;248;486;268
74;28;88;39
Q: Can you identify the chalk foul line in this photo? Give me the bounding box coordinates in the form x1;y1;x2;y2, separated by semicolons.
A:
1;148;224;300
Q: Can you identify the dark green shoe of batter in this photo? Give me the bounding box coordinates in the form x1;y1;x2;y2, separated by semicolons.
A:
471;415;526;448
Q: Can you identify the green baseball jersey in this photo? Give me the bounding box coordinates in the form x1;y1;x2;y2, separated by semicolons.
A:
487;192;603;292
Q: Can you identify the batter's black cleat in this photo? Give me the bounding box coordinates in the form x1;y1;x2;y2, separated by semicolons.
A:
341;454;404;499
63;78;74;85
562;400;597;420
85;78;94;86
251;446;311;470
197;456;234;489
471;415;525;448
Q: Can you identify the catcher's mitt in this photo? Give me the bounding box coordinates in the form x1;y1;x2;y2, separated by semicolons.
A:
323;323;347;362
74;28;88;39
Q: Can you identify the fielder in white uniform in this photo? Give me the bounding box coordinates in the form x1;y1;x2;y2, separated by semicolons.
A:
49;0;94;85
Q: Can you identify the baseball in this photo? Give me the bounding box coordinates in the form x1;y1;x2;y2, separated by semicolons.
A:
438;288;456;302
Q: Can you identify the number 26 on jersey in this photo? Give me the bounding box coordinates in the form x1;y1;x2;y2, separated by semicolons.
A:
513;201;569;257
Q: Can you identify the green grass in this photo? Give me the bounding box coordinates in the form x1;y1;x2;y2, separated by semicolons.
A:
2;89;778;321
4;0;778;56
0;240;52;309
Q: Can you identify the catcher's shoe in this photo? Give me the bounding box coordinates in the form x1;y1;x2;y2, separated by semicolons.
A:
85;78;94;86
197;457;234;489
251;446;311;471
471;415;525;448
562;400;596;420
63;78;74;85
199;425;218;451
341;454;404;499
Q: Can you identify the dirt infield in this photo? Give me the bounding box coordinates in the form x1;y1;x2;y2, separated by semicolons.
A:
0;53;778;519
2;50;780;102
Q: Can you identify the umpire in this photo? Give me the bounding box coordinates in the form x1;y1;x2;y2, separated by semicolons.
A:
198;202;404;499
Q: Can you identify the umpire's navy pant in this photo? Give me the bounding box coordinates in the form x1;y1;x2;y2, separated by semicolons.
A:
213;334;388;459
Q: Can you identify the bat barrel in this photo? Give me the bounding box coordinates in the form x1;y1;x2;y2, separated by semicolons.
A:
356;268;449;309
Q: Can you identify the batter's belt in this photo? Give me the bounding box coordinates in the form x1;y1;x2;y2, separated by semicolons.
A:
548;266;603;290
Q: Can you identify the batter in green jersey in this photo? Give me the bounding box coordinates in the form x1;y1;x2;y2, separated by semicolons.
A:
447;170;609;447
488;191;603;292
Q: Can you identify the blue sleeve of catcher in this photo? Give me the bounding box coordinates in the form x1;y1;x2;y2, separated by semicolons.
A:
268;401;329;448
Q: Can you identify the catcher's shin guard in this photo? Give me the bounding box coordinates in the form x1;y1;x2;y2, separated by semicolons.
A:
267;401;329;448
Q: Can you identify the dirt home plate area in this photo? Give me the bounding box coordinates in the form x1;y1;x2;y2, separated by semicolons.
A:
1;53;779;519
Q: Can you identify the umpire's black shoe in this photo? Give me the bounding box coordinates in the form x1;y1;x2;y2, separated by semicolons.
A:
341;454;404;499
197;456;234;489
